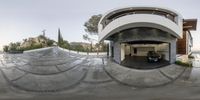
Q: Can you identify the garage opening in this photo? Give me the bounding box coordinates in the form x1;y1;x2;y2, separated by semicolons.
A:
120;41;170;69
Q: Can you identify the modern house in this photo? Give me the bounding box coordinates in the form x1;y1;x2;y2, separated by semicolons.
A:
98;6;197;65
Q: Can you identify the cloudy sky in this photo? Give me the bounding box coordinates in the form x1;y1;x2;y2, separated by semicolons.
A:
0;0;199;50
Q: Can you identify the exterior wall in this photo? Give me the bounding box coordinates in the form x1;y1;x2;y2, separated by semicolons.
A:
156;43;170;61
186;31;193;54
177;31;186;54
125;45;131;55
98;7;184;65
130;46;154;56
176;31;193;55
98;7;183;42
99;14;182;42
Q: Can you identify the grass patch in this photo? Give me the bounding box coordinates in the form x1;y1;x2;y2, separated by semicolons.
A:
175;60;192;67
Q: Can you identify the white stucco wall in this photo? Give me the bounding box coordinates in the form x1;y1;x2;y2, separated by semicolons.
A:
125;45;131;55
98;14;182;42
156;43;169;61
131;47;154;56
121;44;125;61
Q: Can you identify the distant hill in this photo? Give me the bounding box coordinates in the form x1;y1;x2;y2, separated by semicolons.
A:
3;35;55;52
20;35;55;48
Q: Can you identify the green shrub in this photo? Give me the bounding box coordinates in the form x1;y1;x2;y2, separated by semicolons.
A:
188;54;195;59
3;45;9;52
175;60;192;67
19;43;43;51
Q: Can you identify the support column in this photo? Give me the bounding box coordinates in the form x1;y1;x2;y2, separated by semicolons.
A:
113;42;121;64
121;44;125;61
109;41;113;57
170;40;177;63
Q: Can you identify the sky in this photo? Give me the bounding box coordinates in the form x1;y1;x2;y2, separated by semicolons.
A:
0;0;199;51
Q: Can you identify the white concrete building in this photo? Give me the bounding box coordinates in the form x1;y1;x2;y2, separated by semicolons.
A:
98;6;197;66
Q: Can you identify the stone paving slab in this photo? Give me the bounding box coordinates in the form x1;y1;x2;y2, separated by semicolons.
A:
28;56;71;61
0;61;3;67
83;58;112;83
11;66;86;92
56;59;82;71
83;64;112;83
1;67;26;81
1;60;16;68
159;64;185;79
0;47;194;94
0;69;11;94
16;65;60;75
28;59;71;66
105;60;172;87
189;67;200;85
12;57;29;63
14;61;27;66
192;60;200;68
88;58;104;65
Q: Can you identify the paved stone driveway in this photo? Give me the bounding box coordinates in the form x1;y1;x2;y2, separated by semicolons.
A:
0;47;199;100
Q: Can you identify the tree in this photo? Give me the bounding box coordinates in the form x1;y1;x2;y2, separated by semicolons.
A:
38;35;47;40
83;14;102;52
60;40;70;49
58;28;63;46
83;34;93;52
23;39;27;42
70;44;84;52
47;39;54;46
3;45;9;52
98;42;107;52
84;14;102;35
9;42;18;51
16;42;21;46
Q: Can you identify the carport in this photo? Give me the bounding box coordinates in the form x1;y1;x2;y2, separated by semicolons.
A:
120;40;170;69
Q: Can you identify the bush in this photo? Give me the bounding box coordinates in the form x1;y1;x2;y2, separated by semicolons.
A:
188;54;195;59
47;39;54;46
3;45;9;52
175;60;192;67
19;43;43;51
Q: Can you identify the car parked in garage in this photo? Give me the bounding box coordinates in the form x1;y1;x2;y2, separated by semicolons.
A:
147;51;162;62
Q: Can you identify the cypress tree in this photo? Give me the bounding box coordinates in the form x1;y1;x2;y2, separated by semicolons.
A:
58;28;63;46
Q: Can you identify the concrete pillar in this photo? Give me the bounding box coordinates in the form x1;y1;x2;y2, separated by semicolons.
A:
113;42;121;64
109;41;112;57
170;40;177;63
121;44;125;61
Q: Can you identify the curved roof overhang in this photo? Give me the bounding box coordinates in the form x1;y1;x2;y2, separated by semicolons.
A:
99;6;183;25
99;14;182;42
